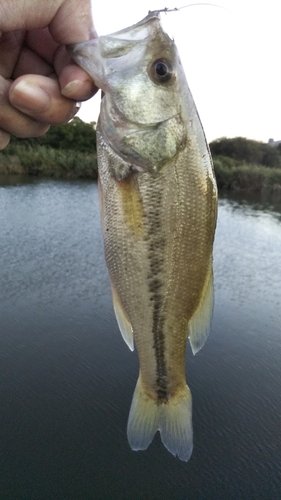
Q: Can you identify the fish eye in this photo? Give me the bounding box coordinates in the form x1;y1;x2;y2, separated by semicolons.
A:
149;59;173;84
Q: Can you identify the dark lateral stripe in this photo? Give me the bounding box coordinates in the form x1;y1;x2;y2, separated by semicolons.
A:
146;191;168;402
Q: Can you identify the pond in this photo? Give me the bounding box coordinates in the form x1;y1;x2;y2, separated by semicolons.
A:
0;178;280;499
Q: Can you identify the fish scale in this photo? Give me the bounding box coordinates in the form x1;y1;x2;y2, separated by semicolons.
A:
69;11;217;461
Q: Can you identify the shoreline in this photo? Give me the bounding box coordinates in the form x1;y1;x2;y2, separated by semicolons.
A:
1;146;281;193
213;156;281;194
0;143;98;181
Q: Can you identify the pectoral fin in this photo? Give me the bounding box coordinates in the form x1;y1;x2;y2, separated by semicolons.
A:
111;285;134;351
188;260;214;355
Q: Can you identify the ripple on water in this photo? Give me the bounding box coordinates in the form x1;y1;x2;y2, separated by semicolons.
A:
0;180;281;499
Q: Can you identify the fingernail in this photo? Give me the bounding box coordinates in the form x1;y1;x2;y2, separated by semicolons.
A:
62;80;82;96
62;79;93;100
10;81;50;112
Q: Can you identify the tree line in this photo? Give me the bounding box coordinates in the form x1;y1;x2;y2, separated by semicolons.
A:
10;117;97;153
209;136;281;169
9;120;280;169
0;118;98;179
3;120;281;191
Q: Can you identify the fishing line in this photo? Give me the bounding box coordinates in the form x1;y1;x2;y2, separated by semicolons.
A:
149;3;232;15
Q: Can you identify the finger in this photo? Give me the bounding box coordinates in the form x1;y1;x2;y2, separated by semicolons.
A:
54;45;98;100
0;30;26;78
1;0;95;44
12;46;53;79
9;74;78;125
13;28;98;101
60;65;98;100
0;129;11;150
14;31;98;101
12;43;98;102
25;28;58;65
49;0;97;44
0;75;49;137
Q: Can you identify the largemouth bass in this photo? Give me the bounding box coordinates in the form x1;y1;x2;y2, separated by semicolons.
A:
69;12;217;461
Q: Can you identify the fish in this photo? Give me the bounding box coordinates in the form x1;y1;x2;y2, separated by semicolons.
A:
69;11;218;461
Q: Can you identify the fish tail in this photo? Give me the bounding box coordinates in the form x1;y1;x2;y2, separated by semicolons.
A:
127;377;193;461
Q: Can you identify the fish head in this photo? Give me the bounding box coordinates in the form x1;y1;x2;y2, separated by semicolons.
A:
69;13;189;175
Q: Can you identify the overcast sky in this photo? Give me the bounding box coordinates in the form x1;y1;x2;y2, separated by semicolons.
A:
77;0;281;144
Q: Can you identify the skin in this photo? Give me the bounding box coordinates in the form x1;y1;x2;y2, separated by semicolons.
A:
0;0;99;150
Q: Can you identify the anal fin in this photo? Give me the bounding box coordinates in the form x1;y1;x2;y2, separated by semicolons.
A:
188;259;214;355
111;284;134;351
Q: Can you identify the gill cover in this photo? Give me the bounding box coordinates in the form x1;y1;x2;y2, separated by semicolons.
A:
69;13;186;175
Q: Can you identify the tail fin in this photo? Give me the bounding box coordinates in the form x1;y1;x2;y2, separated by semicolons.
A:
127;377;193;462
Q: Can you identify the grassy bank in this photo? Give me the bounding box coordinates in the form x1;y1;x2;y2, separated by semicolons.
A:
0;144;98;180
1;144;281;193
214;155;281;193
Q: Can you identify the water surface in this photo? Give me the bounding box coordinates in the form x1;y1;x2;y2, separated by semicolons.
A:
0;178;280;499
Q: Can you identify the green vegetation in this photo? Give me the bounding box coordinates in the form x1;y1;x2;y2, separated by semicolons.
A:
210;136;281;168
213;156;281;193
0;144;98;179
0;117;98;179
1;124;281;193
210;137;281;193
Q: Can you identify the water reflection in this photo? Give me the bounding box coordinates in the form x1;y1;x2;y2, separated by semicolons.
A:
215;191;281;311
219;188;281;219
0;178;280;500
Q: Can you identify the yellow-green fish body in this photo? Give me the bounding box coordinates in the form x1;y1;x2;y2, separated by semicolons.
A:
69;12;217;461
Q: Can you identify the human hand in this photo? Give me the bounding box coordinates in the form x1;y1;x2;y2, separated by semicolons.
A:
0;0;98;149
